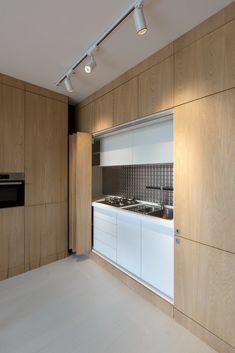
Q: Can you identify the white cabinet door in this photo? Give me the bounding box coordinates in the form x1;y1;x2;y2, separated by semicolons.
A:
132;120;173;164
141;220;174;298
100;130;132;166
117;212;141;276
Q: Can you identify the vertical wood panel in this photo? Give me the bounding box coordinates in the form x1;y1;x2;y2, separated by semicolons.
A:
139;57;174;117
75;133;92;254
174;90;235;253
25;92;68;205
25;203;68;270
0;207;24;280
78;102;94;133
0;83;24;172
174;20;235;105
175;237;235;348
93;92;113;132
113;77;138;125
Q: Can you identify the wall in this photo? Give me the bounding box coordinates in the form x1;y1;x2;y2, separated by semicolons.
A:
76;2;235;353
0;73;68;280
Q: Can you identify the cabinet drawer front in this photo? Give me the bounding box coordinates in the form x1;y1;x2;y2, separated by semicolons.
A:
93;239;116;262
94;207;117;224
94;228;116;249
94;217;116;236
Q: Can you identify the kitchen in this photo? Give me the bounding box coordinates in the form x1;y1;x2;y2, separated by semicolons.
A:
0;1;235;353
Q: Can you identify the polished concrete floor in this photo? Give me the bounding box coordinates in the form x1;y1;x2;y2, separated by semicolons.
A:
0;256;216;353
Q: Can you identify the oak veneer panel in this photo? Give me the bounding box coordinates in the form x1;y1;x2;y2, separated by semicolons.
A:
25;82;68;103
0;83;24;172
174;309;235;353
25;203;67;270
139;56;174;117
174;20;235;105
113;77;138;125
175;237;235;348
0;73;24;90
69;134;77;251
0;207;24;280
25;92;68;205
77;102;94;133
79;44;173;109
93;92;113;132
174;90;235;253
75;133;92;255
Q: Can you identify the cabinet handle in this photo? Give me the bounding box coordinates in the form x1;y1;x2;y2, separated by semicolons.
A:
175;238;181;245
175;228;181;235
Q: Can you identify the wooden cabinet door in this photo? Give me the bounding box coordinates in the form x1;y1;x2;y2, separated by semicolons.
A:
25;203;67;270
141;220;174;298
0;83;24;172
113;77;138;125
77;102;94;133
0;207;24;280
174;20;235;105
93;92;113;132
25;92;68;205
74;133;92;255
139;56;173;117
117;212;141;276
175;237;235;347
174;89;235;253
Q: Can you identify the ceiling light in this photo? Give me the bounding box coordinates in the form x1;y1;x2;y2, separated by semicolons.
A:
64;75;73;93
85;55;96;74
133;2;148;35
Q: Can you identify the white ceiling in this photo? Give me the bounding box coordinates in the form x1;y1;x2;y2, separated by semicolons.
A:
0;0;233;104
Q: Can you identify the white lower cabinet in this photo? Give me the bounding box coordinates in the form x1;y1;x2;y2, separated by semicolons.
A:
93;207;117;262
141;220;174;298
117;213;141;277
93;205;174;299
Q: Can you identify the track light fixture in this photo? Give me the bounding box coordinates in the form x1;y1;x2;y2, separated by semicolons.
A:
133;2;148;35
56;1;148;92
64;70;74;93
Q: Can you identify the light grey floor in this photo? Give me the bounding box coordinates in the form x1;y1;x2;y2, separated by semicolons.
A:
0;256;216;353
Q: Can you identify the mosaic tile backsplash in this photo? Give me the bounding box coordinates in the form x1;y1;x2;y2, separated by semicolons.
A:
103;164;174;206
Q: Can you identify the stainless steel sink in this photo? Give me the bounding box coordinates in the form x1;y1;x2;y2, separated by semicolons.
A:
126;203;173;220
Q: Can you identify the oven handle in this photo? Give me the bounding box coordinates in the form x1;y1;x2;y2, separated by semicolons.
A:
0;182;23;185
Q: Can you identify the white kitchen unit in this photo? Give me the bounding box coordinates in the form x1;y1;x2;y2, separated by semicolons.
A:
93;207;117;262
117;212;141;277
99;118;173;166
92;202;174;301
141;219;174;298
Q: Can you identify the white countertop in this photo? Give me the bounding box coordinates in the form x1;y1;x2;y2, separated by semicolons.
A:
92;198;174;228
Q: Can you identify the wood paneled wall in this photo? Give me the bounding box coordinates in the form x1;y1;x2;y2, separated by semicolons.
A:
76;2;235;352
0;72;68;279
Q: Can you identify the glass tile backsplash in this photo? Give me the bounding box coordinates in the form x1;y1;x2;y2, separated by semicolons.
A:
103;164;174;206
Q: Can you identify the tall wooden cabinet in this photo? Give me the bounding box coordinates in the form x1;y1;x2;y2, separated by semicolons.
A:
174;90;235;253
0;83;24;172
24;91;68;270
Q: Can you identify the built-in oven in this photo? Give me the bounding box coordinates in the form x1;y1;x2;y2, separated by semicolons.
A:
0;173;25;209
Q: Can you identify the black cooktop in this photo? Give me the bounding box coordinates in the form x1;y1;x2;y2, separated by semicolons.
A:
98;196;139;208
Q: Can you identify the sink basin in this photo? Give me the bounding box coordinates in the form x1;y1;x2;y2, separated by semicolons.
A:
149;207;173;220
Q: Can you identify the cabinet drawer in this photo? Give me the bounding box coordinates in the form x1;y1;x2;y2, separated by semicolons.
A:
94;217;116;236
94;207;117;224
94;228;116;249
93;239;116;262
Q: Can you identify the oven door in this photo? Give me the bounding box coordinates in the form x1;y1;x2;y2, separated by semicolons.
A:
0;181;25;208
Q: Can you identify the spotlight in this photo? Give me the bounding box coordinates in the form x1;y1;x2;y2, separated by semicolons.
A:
64;75;73;93
133;2;147;35
85;54;96;74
